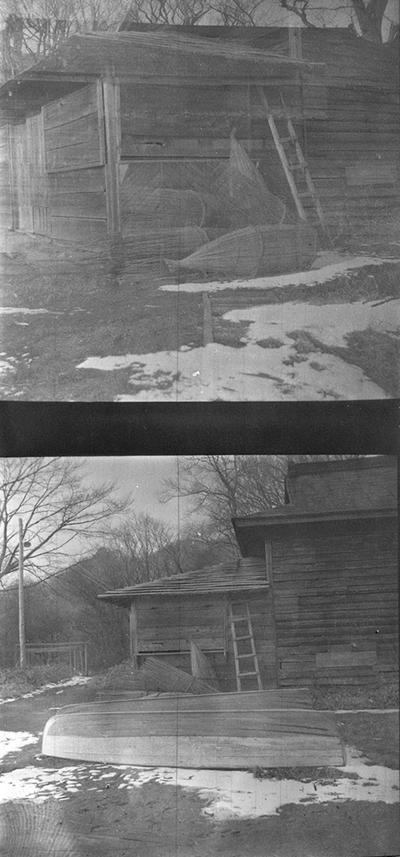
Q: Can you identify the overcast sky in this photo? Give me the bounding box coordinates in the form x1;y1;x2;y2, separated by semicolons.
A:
81;456;195;532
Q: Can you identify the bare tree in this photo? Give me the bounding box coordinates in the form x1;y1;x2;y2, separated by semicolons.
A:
126;0;398;40
0;0;132;76
278;0;398;43
162;455;287;553
0;457;134;582
109;512;185;583
126;0;210;25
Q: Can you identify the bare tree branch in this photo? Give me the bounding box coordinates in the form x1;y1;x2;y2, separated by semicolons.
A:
0;457;134;580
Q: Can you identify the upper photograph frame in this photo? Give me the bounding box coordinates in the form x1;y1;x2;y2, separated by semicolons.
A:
0;5;399;401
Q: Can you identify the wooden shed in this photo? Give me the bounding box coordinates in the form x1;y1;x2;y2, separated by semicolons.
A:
1;25;398;269
99;455;398;691
0;28;323;264
234;455;398;688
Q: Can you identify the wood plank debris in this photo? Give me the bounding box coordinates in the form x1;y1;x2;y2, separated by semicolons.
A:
190;640;219;688
141;657;218;694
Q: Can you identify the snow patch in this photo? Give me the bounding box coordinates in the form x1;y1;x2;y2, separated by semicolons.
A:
0;731;38;761
77;298;397;400
0;359;15;376
0;675;91;706
0;747;397;817
224;298;400;349
159;254;400;294
0;307;52;315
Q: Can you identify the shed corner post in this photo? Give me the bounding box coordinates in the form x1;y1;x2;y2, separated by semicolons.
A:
129;599;138;668
102;71;123;279
7;122;18;231
265;538;280;688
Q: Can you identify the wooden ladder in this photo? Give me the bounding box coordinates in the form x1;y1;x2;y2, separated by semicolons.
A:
258;87;328;238
229;601;262;692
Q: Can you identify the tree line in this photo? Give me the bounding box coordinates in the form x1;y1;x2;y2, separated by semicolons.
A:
1;0;398;77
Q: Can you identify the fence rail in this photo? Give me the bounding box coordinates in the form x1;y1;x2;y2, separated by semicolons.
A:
18;642;88;675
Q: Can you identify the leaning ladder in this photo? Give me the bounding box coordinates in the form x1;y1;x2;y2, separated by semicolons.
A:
229;601;262;692
258;87;328;237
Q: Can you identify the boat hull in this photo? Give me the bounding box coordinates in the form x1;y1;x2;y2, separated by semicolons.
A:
42;690;345;769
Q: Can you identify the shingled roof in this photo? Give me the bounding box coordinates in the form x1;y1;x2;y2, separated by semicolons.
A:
98;556;268;604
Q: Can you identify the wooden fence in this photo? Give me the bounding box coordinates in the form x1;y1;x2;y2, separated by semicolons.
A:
20;642;88;675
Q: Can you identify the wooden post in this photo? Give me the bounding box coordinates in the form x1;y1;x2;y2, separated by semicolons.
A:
202;292;213;345
7;123;18;231
288;28;303;60
102;74;123;277
265;540;280;688
130;601;138;668
18;518;26;669
84;642;88;676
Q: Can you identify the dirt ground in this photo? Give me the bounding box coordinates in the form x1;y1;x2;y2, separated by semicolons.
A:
0;683;399;857
0;230;399;401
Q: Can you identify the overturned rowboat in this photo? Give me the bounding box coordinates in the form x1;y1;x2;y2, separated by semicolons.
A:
165;222;317;279
42;689;345;769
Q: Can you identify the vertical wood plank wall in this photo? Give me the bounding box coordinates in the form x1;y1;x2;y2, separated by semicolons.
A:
134;590;277;691
0;125;13;230
270;518;398;686
42;82;108;244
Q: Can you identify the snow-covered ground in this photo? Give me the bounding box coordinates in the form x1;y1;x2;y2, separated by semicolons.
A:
0;675;91;707
77;297;399;401
159;253;400;294
0;731;38;762
0;747;398;818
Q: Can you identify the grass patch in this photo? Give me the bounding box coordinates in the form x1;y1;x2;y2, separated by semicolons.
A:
89;659;147;691
337;711;399;769
256;337;285;349
312;680;399;711
252;765;358;782
0;663;73;699
288;325;399;396
339;328;400;396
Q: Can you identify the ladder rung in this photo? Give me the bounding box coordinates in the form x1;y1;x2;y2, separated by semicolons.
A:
236;653;255;659
238;671;259;677
231;615;248;622
279;136;292;143
235;635;252;640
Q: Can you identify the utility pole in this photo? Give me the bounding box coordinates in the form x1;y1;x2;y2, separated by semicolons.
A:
18;517;26;669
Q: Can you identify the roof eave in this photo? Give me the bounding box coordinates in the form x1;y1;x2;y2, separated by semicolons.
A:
98;581;270;604
233;505;397;532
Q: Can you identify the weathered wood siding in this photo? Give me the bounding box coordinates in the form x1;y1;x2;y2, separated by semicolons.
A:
10;122;33;231
287;458;397;513
305;86;399;229
0;125;12;229
135;589;277;691
42;83;108;244
270;518;398;686
119;79;315;230
299;30;400;229
136;594;226;652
